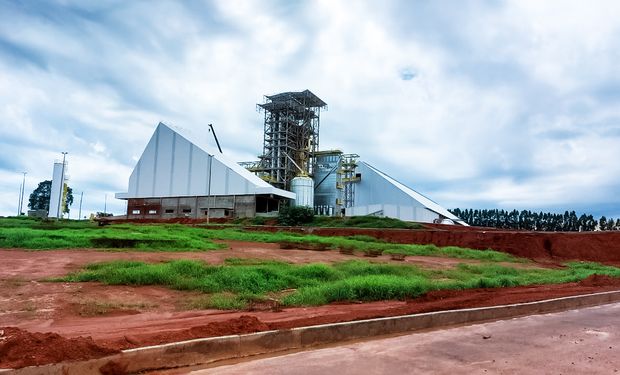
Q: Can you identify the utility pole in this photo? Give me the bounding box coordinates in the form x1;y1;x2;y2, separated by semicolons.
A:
19;172;27;215
57;152;68;219
104;194;107;216
78;191;84;220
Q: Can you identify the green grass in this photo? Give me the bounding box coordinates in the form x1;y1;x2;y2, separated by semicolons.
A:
0;216;91;229
310;216;422;229
60;259;620;309
0;217;223;251
0;218;517;262
232;215;423;229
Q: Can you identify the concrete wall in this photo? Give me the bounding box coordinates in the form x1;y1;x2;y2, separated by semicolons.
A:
127;195;257;219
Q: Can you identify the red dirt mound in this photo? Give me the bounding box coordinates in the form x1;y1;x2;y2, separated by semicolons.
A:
189;314;270;337
104;315;270;350
0;327;119;369
579;274;620;287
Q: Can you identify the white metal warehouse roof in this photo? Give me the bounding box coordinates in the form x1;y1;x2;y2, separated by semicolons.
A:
116;122;295;200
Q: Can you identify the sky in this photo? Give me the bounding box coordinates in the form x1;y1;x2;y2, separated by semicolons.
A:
1;0;620;220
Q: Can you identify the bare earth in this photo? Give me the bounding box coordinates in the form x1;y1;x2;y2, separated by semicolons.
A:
0;242;478;341
2;240;620;369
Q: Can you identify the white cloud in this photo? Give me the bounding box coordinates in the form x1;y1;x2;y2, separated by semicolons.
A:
468;0;620;93
1;0;620;218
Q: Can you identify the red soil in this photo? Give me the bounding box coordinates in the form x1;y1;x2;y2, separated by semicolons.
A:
3;279;620;369
579;273;620;287
266;278;620;330
0;327;119;369
245;225;620;263
2;228;620;369
101;315;270;350
0;316;267;369
101;218;620;262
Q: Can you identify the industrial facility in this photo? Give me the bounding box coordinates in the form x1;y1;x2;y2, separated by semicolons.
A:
115;123;294;219
117;90;466;225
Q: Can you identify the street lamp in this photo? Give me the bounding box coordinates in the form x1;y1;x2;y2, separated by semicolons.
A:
78;191;84;220
19;172;26;215
57;152;68;219
207;154;213;224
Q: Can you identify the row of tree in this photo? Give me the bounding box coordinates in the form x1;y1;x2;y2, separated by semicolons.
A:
449;208;619;232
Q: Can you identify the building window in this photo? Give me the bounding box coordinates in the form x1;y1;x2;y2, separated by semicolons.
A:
165;209;174;214
131;209;140;215
148;210;157;215
182;208;191;213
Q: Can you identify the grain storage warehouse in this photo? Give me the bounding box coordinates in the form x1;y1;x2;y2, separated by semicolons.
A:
115;122;294;219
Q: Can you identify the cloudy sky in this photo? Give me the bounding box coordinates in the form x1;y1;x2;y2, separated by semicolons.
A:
1;0;620;220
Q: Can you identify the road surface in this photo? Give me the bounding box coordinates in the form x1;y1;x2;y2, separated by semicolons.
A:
187;302;620;374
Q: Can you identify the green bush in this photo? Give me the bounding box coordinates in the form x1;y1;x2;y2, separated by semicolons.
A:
311;215;422;229
278;206;315;226
251;216;268;225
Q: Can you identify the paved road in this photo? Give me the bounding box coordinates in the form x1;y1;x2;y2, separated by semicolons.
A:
189;303;620;374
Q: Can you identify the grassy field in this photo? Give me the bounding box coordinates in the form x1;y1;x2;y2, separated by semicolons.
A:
60;258;620;309
0;217;514;262
0;217;223;251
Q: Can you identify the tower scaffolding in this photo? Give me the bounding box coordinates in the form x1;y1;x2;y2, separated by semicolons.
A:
340;153;360;208
255;90;327;190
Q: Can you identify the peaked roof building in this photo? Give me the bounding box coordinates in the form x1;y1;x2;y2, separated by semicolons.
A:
346;162;467;225
116;123;294;200
116;123;294;219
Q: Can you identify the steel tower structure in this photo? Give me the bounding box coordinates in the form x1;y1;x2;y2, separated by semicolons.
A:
254;90;327;190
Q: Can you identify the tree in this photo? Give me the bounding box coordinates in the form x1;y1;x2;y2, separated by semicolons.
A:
278;206;314;226
606;218;615;231
599;216;608;231
28;180;74;214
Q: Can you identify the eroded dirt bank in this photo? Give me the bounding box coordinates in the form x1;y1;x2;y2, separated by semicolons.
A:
245;225;620;263
100;218;620;262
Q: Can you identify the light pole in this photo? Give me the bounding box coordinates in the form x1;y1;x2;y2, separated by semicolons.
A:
78;192;83;220
207;154;212;224
17;177;23;216
57;152;68;219
19;172;27;215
